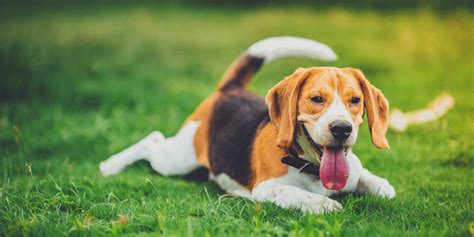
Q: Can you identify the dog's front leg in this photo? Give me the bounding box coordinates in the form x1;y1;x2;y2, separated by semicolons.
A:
252;184;342;215
356;168;396;199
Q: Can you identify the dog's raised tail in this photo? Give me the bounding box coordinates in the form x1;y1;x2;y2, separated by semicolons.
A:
217;36;337;91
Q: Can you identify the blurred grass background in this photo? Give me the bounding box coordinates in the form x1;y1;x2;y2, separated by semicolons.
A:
0;3;473;236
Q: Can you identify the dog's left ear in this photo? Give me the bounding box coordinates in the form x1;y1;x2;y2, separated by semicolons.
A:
347;68;390;149
266;68;314;149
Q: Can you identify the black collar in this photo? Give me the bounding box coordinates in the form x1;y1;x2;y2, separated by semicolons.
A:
281;147;320;177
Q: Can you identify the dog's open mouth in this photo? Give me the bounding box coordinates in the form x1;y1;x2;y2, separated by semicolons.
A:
302;126;349;190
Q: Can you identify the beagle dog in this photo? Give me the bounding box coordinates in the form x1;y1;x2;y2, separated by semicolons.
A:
100;36;395;215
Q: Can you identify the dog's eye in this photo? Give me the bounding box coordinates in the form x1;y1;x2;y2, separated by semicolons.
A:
350;97;361;104
311;96;324;104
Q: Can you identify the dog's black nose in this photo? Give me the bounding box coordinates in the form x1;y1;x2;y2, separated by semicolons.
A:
329;120;352;140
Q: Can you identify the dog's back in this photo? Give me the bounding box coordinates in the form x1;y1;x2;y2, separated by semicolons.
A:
208;89;269;186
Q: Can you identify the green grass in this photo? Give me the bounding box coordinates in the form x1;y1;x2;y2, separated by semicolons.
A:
0;5;473;236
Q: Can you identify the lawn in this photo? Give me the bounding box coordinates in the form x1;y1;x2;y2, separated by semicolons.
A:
0;5;473;236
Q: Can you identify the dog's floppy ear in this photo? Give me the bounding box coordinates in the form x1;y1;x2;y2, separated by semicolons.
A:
266;68;312;149
347;68;390;149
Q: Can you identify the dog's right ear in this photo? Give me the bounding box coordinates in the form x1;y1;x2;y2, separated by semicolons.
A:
266;68;313;149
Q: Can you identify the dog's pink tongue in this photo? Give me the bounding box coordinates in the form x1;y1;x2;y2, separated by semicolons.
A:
320;147;349;190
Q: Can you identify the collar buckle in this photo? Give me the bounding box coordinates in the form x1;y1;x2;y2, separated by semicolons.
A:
298;162;311;173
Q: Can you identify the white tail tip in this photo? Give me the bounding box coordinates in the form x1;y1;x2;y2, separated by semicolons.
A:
247;36;338;63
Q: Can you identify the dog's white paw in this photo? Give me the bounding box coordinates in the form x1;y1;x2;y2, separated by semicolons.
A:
303;197;342;215
373;178;396;199
255;185;343;215
99;157;124;176
358;169;396;199
99;131;166;177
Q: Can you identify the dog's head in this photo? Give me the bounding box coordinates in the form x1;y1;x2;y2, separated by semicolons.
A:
266;67;389;190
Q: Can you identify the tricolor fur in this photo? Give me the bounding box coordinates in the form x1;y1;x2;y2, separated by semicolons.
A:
100;36;395;215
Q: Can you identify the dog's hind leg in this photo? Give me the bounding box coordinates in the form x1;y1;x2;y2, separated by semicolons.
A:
146;121;201;176
100;121;201;177
99;131;166;176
